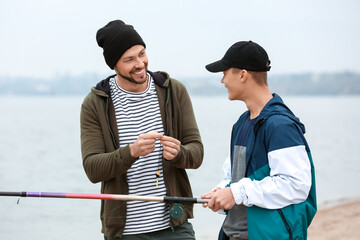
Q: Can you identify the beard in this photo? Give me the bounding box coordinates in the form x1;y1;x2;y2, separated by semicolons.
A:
115;63;148;85
118;71;147;85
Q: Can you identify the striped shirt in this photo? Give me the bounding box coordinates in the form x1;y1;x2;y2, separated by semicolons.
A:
109;74;170;235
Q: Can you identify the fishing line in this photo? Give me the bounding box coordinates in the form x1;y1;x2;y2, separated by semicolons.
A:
49;207;110;240
0;198;25;214
2;195;127;240
1;192;208;239
50;198;130;240
4;193;128;221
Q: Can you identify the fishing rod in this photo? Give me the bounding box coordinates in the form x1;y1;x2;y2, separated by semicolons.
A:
0;191;209;204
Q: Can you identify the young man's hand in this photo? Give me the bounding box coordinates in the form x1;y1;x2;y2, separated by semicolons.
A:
203;187;236;212
201;187;220;208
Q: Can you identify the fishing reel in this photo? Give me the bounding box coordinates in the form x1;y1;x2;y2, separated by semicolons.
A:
170;203;183;219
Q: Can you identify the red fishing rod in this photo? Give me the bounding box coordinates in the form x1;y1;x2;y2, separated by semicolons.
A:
0;191;208;204
1;191;209;219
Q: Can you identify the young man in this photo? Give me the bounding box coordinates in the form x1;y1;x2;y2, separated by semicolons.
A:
202;41;316;239
80;20;203;240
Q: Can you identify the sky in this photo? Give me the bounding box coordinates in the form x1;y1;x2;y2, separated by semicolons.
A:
1;0;360;80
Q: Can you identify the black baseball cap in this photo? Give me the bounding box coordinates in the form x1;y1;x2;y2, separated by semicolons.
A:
205;41;271;73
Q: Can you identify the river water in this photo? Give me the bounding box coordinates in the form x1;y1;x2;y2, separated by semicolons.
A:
0;95;359;239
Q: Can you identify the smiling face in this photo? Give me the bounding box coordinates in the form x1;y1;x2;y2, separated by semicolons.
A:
114;45;149;92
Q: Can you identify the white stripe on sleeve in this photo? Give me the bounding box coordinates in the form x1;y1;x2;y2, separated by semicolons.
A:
231;145;311;209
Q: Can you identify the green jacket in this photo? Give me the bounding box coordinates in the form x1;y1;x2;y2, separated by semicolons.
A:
80;71;203;238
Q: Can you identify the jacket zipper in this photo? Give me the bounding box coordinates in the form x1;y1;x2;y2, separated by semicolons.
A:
277;209;293;240
244;118;293;239
104;98;118;148
164;85;170;136
244;119;265;176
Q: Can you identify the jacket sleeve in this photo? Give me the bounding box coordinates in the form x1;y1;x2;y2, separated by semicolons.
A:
166;80;204;169
230;120;312;209
80;93;137;183
215;154;232;189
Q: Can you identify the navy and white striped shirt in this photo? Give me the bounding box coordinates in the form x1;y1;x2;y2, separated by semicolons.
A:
109;74;170;235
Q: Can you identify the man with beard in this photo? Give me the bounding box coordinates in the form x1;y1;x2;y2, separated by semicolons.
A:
80;20;203;240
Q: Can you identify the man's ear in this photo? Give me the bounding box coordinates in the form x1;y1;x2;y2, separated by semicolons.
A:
239;69;247;82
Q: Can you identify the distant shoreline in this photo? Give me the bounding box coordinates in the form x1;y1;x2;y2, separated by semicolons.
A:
1;71;360;95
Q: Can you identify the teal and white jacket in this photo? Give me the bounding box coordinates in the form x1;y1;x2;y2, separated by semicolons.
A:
218;94;317;239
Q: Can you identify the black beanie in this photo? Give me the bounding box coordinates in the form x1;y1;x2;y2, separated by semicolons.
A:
96;20;146;69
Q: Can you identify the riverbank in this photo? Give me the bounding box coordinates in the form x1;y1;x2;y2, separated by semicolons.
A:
308;199;360;240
